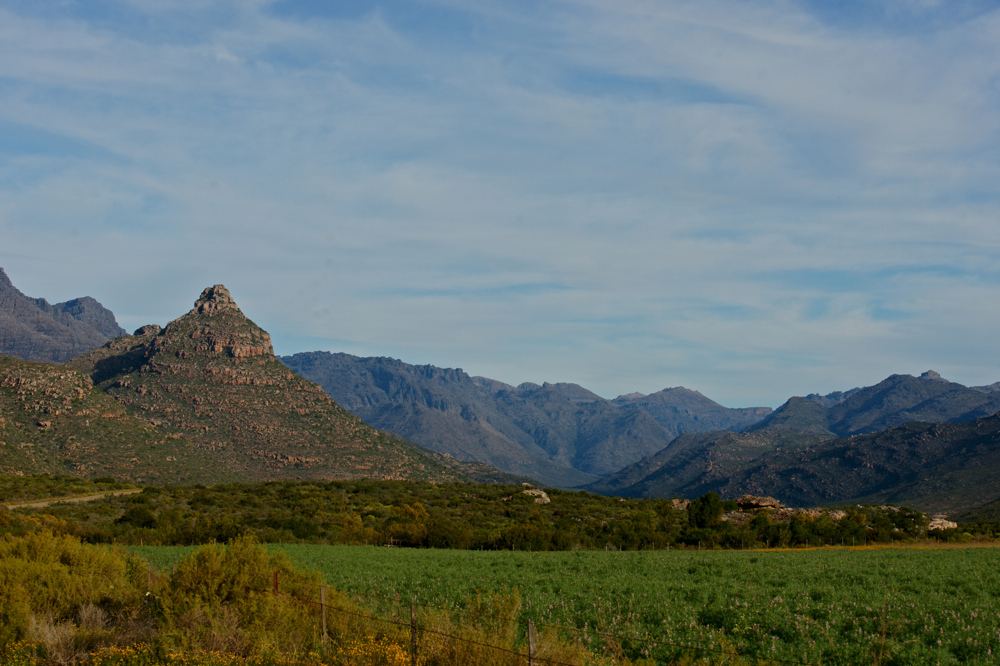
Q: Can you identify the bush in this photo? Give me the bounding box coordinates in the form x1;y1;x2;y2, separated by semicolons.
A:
156;536;324;656
0;530;149;661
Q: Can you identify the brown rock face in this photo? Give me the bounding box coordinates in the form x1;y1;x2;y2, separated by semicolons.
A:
68;285;462;484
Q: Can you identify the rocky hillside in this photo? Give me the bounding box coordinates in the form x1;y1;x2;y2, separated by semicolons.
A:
0;355;229;484
0;268;126;363
281;351;772;487
588;371;1000;513
713;414;1000;514
66;286;469;484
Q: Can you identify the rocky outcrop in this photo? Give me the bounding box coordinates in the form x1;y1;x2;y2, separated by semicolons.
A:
522;487;551;504
736;494;784;510
66;285;468;484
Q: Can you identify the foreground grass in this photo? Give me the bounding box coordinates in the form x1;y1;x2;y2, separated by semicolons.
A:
132;543;1000;665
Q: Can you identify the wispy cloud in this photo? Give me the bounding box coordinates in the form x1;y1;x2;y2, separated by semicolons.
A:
0;0;998;406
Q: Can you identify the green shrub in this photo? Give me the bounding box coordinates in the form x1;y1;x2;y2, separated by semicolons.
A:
156;536;324;657
0;530;148;660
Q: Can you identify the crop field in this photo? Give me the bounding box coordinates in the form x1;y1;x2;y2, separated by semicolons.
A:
131;543;1000;664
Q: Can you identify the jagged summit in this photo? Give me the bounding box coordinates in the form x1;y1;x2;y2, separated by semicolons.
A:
190;284;241;317
66;285;463;483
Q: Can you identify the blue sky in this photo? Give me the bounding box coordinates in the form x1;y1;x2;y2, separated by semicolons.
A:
1;0;999;407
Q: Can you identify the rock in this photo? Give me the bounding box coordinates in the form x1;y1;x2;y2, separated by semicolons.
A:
670;498;691;510
928;516;958;530
737;494;785;510
522;488;550;504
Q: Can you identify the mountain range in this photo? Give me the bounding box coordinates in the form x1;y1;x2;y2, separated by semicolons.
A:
280;351;770;487
2;282;526;486
589;371;1000;513
2;271;1000;515
0;268;126;363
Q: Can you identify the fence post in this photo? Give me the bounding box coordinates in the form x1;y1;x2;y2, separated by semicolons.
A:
321;586;328;644
528;620;536;666
410;605;418;666
274;571;278;596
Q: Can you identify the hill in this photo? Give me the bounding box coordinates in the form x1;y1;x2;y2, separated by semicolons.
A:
281;351;771;486
66;286;469;484
590;412;1000;515
0;354;230;484
0;268;126;363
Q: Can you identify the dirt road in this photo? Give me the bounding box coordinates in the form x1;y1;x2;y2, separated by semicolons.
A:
3;488;143;509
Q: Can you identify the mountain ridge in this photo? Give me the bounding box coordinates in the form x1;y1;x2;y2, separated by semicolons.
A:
281;350;773;486
0;268;126;363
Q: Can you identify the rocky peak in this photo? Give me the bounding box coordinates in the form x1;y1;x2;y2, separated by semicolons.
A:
190;285;240;317
920;370;945;381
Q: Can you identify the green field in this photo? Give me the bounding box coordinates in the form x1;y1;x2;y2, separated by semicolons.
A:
131;543;1000;664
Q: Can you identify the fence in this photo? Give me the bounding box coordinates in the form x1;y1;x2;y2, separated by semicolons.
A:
147;564;826;666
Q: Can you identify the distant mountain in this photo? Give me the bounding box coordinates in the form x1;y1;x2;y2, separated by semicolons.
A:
747;371;1000;437
613;388;771;437
0;268;126;363
281;351;772;487
65;286;471;484
587;371;1000;514
586;429;827;499
712;414;1000;514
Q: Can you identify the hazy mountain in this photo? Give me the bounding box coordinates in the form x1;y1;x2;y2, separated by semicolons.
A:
613;387;771;437
746;371;1000;437
65;286;472;484
281;351;772;487
587;371;1000;514
0;268;126;363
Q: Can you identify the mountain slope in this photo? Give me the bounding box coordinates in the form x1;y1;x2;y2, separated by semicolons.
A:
585;429;827;498
613;387;771;438
0;268;126;363
715;414;1000;514
0;354;229;484
281;351;772;486
67;286;466;483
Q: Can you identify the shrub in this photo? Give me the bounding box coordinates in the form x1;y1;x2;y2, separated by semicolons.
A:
0;530;148;662
156;536;324;657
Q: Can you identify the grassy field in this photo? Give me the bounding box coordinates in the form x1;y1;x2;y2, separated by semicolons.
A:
130;543;1000;664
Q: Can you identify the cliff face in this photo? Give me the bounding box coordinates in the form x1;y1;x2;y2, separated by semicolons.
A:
67;285;465;483
0;268;126;363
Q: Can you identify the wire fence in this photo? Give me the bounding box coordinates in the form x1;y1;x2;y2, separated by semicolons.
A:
148;563;827;666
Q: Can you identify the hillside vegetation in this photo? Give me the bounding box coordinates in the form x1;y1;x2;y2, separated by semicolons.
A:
5;476;982;552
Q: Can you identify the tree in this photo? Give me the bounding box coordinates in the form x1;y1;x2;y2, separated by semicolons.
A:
688;493;722;529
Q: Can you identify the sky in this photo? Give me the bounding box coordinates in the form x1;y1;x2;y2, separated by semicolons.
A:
1;0;999;407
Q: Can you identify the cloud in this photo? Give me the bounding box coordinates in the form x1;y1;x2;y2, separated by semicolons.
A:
0;0;998;406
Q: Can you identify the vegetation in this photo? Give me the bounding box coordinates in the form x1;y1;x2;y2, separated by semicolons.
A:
5;478;974;551
0;474;135;504
0;533;635;666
